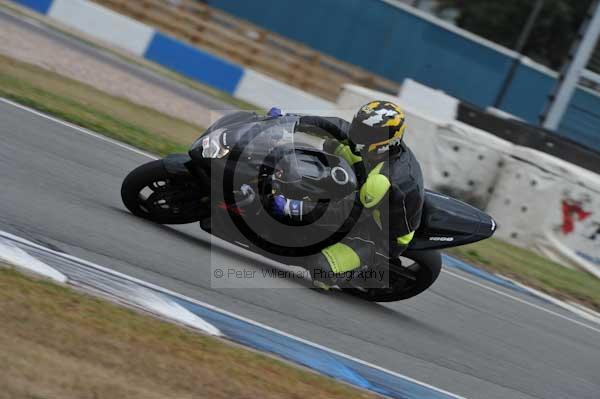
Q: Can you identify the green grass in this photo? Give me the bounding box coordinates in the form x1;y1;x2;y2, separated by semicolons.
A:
0;54;200;156
0;266;380;399
447;238;600;311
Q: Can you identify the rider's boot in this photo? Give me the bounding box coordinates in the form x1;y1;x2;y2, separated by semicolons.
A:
312;280;332;291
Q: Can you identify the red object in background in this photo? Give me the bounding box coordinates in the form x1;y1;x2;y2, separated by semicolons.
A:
561;200;592;234
218;201;245;216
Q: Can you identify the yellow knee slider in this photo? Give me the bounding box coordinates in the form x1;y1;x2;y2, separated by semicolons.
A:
321;243;361;273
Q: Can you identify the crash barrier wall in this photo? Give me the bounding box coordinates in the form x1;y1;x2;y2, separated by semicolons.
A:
338;84;600;277
486;150;600;278
457;103;600;173
10;0;337;112
207;0;600;152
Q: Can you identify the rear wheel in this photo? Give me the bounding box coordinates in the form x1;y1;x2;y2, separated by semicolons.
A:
121;160;208;224
343;250;442;302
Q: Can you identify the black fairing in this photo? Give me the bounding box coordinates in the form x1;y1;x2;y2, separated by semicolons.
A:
277;148;357;200
188;112;358;202
162;153;193;176
410;190;496;250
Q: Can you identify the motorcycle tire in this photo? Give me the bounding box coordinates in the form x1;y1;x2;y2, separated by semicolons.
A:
121;160;208;225
343;250;442;302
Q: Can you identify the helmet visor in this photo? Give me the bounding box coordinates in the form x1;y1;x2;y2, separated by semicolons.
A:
349;119;393;152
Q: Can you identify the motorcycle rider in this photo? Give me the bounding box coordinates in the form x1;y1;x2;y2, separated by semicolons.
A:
271;101;425;287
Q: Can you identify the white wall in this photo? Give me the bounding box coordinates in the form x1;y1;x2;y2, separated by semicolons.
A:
486;155;600;277
425;122;513;209
397;79;458;122
48;0;154;56
235;69;336;114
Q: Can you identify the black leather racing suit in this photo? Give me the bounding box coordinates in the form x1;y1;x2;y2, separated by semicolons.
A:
298;115;425;264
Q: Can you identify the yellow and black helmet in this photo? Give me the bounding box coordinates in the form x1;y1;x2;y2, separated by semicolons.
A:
349;101;407;154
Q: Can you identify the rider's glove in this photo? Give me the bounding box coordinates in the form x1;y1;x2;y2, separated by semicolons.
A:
324;139;362;166
271;195;304;221
335;143;363;166
267;107;283;118
271;195;287;218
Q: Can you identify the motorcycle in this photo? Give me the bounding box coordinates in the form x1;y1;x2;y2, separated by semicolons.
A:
121;111;496;302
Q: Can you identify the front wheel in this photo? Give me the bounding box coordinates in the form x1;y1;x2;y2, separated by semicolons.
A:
121;160;208;224
343;250;442;302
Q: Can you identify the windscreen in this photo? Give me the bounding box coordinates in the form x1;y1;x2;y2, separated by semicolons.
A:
218;115;304;183
190;114;329;184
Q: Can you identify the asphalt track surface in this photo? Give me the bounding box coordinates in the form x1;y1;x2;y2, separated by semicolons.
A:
3;99;600;398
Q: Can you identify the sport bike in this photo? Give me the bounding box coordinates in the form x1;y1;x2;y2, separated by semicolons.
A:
121;112;496;302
